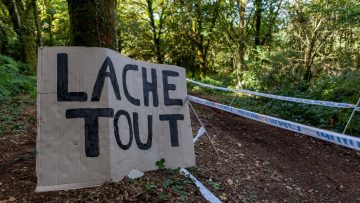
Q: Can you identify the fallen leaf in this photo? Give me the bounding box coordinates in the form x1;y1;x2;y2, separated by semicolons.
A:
226;178;233;185
8;197;16;202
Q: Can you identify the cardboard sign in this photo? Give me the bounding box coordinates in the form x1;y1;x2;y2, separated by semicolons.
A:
36;47;195;192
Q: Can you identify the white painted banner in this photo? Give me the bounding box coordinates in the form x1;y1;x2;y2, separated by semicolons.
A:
36;47;195;191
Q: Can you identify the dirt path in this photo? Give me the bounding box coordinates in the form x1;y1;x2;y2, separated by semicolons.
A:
0;98;360;202
190;101;360;202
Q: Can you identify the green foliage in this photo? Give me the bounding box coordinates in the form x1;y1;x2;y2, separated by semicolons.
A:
153;158;194;202
155;158;166;170
0;55;35;137
40;0;70;46
161;174;192;202
144;182;156;192
0;55;35;99
158;192;170;201
0;96;35;136
206;178;221;190
191;68;360;136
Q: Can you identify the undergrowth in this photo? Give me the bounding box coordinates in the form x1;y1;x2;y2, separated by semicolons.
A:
154;159;194;201
0;55;35;99
0;55;36;137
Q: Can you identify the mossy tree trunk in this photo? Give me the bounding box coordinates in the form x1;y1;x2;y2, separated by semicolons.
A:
66;0;117;50
3;0;38;68
0;25;9;55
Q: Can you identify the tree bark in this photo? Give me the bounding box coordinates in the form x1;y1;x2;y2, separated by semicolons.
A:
33;0;43;47
198;48;207;79
67;0;117;50
3;0;37;68
0;26;9;54
254;0;262;48
146;0;164;63
236;0;247;87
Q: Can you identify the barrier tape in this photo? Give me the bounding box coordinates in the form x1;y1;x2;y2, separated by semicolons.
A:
189;95;360;151
187;79;356;109
180;168;222;203
184;120;220;202
193;126;206;143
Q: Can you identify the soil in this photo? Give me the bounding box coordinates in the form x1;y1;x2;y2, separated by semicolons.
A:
1;95;360;202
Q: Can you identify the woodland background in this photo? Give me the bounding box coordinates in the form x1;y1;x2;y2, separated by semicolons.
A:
0;0;360;136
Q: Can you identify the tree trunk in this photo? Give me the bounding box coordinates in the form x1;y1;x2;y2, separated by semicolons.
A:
21;0;37;67
155;39;163;63
32;0;43;47
236;0;247;87
146;0;164;64
20;25;37;68
43;0;53;46
198;48;207;80
303;33;317;81
3;0;37;68
303;48;312;81
67;0;117;50
235;54;243;88
0;26;8;54
254;0;262;48
191;66;195;78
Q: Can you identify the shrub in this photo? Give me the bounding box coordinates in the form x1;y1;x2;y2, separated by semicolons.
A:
0;55;35;99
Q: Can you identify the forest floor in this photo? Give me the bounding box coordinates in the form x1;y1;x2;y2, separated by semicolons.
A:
0;94;360;202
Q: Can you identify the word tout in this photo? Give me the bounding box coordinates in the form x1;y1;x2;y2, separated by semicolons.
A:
66;108;183;157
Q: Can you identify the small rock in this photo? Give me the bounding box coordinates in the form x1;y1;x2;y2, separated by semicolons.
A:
308;189;313;193
220;193;227;201
219;196;227;201
285;186;292;190
8;197;16;202
127;169;144;179
226;178;233;185
339;185;345;190
295;187;301;191
263;161;270;166
237;143;242;147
